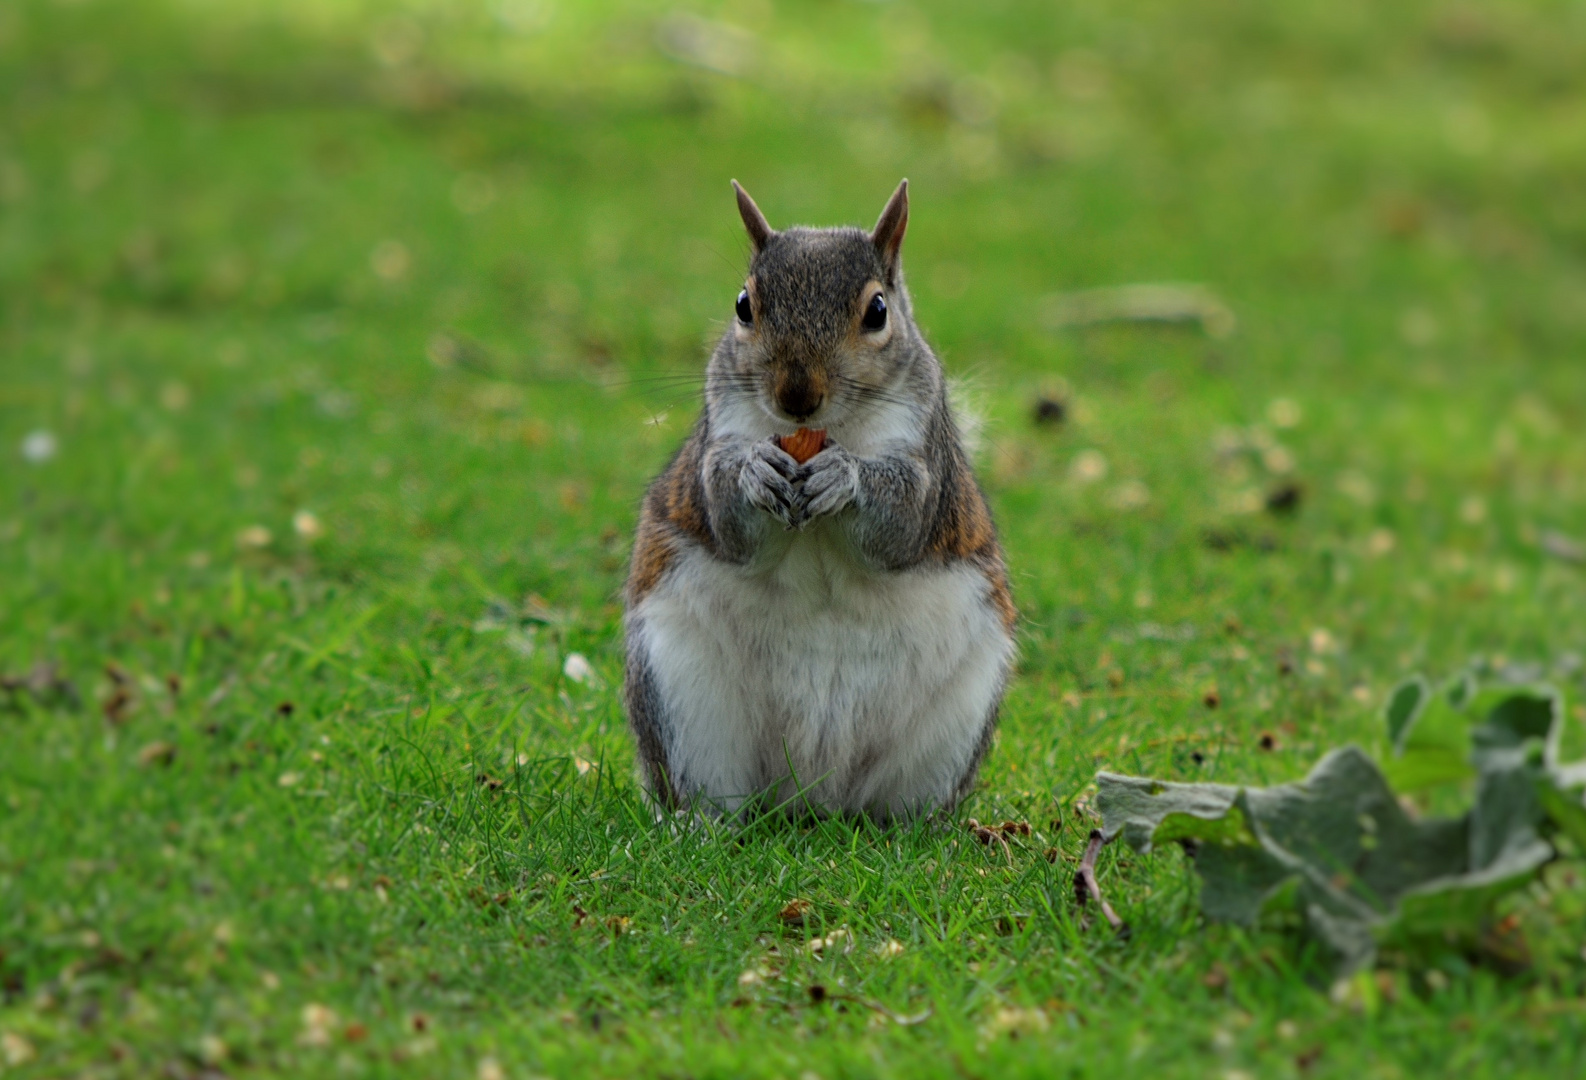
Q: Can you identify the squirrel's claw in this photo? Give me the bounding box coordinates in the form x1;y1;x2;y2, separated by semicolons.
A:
742;443;802;529
758;435;802;480
798;446;860;522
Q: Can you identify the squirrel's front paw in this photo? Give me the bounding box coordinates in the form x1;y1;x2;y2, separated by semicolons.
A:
740;438;802;528
796;445;860;525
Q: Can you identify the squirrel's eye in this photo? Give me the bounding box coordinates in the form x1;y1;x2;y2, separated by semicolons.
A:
735;289;753;325
862;292;888;331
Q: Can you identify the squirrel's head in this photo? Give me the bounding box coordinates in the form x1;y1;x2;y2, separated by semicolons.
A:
716;180;916;429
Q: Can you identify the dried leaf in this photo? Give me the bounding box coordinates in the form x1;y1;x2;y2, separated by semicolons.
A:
521;594;566;624
137;741;177;768
778;898;812;925
805;927;853;956
562;653;594;684
103;687;133;724
2;1032;37;1066
298;1003;337;1046
981;1006;1050;1040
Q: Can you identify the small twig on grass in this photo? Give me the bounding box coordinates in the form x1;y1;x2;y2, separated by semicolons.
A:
1073;829;1129;938
966;818;1033;867
966;819;1013;865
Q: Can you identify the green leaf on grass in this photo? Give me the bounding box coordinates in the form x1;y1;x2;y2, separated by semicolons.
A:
1537;773;1586;850
1096;673;1586;976
1381;674;1476;792
1385;676;1429;750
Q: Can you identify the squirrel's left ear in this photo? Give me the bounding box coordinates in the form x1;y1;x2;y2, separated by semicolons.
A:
870;179;909;280
732;180;775;254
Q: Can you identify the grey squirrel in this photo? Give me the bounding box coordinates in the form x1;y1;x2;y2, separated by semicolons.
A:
623;180;1016;819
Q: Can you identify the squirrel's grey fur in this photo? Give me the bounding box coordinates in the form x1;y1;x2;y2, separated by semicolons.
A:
623;181;1016;820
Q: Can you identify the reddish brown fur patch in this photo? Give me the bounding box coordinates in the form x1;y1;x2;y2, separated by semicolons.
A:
929;464;1016;633
626;515;674;603
655;437;711;543
626;432;714;603
930;468;997;560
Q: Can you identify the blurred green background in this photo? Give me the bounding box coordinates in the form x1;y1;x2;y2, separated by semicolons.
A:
4;1;1586;1077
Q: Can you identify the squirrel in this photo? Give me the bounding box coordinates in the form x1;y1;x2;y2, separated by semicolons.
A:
623;180;1016;820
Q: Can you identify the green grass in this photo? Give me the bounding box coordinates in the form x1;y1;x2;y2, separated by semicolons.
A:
4;0;1586;1076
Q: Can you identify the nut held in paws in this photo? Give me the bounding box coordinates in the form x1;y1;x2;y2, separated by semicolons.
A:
779;428;827;465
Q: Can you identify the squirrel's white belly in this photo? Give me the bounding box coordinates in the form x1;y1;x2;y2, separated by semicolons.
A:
629;523;1014;817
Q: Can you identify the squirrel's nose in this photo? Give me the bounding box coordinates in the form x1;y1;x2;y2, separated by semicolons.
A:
774;374;825;422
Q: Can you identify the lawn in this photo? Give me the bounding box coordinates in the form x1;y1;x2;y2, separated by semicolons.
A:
3;0;1586;1076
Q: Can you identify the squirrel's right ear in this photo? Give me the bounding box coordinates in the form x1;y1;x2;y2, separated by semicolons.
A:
732;180;775;254
870;179;909;281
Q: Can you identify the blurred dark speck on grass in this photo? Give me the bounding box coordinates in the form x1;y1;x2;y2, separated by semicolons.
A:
1033;396;1067;425
1265;481;1303;516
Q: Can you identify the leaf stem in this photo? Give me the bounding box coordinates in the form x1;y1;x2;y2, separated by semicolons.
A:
1073;829;1129;938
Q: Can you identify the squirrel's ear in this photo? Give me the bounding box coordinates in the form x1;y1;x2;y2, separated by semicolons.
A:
732;180;774;254
870;179;909;279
